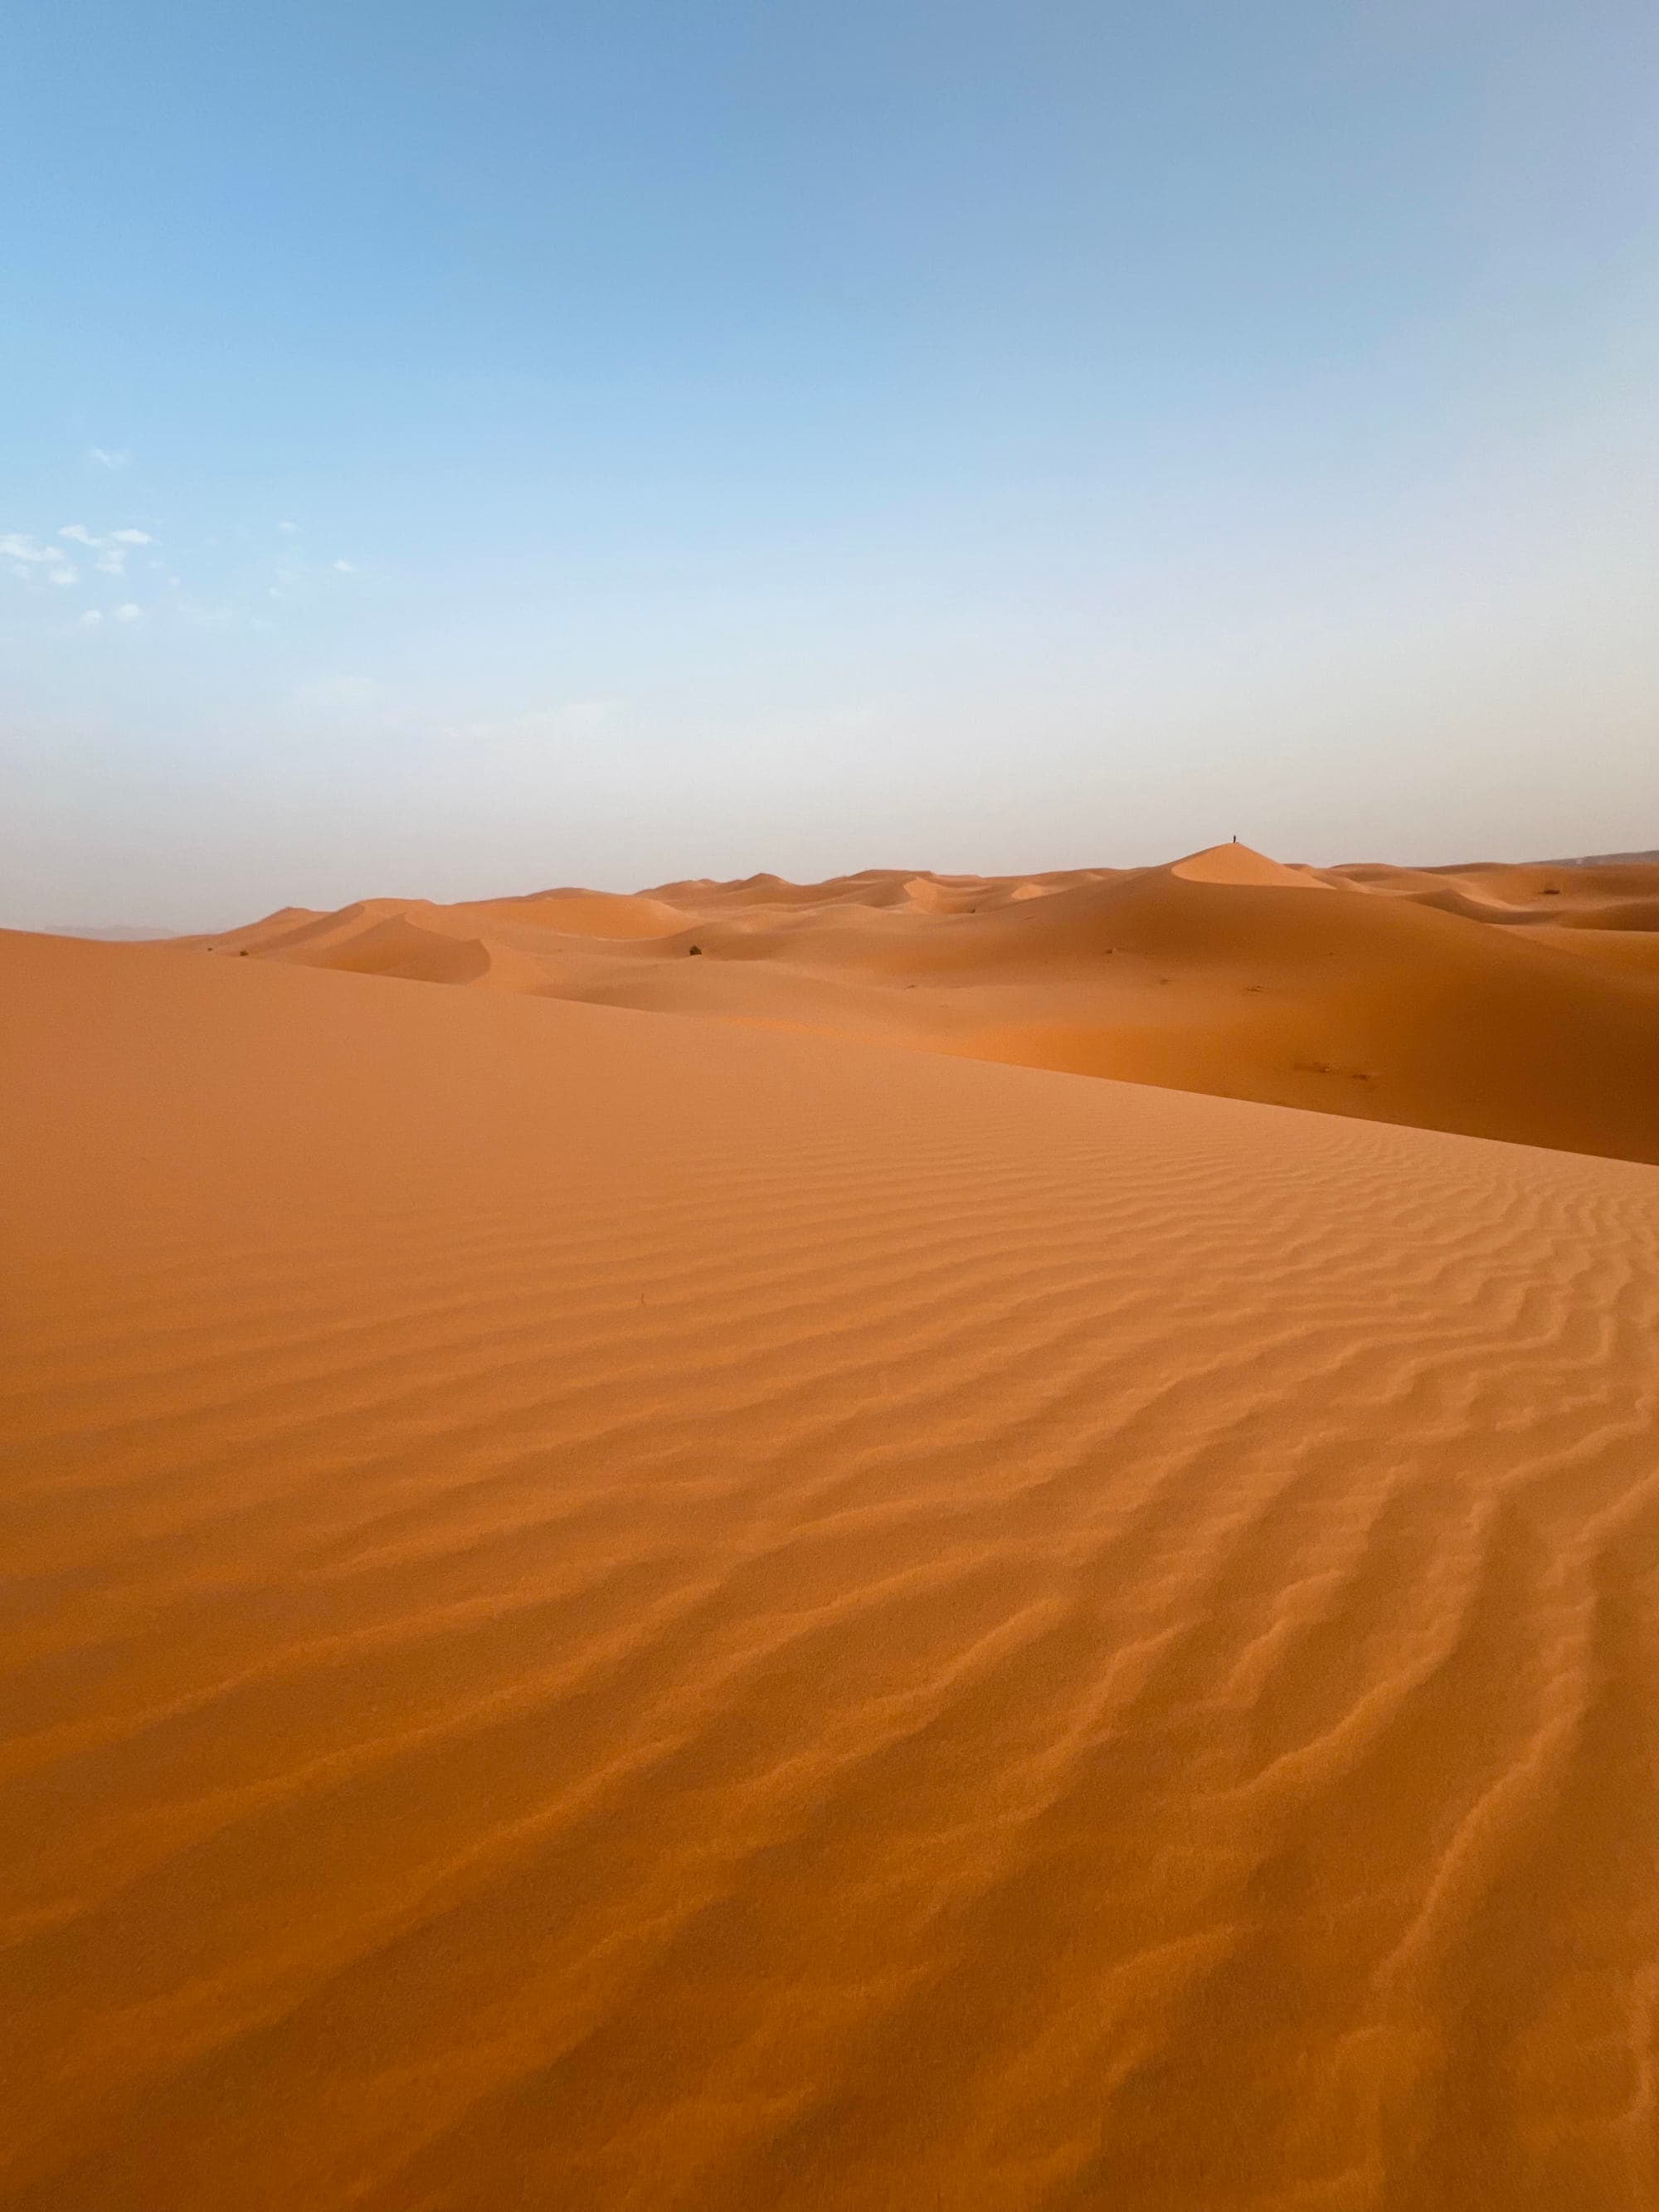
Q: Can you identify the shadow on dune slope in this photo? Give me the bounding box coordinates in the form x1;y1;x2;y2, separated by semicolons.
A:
169;844;1659;1164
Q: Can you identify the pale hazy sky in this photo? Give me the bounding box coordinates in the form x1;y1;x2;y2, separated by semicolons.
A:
2;1;1656;929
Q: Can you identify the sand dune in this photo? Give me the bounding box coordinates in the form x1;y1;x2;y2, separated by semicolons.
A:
1169;843;1330;888
184;844;1659;1164
4;922;1659;2209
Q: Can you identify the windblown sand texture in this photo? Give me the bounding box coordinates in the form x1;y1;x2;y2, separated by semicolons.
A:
183;845;1659;1166
4;846;1659;2210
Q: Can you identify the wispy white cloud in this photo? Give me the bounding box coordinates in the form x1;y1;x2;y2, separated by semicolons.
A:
75;609;104;632
52;524;153;577
86;446;131;470
6;515;163;597
10;470;366;639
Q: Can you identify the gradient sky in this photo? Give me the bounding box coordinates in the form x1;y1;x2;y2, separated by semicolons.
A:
3;0;1656;928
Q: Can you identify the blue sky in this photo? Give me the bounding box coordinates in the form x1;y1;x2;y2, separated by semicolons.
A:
3;0;1656;926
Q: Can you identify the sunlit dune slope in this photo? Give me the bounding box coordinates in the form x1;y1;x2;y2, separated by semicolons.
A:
4;926;1659;2210
186;844;1659;1164
1334;857;1659;931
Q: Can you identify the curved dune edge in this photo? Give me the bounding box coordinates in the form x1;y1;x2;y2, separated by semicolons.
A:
169;843;1659;1165
4;928;1659;2210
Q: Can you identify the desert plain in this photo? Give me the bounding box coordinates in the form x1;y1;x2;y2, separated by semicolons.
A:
4;843;1659;2209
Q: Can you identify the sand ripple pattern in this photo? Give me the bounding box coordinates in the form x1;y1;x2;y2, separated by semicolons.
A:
3;935;1659;2210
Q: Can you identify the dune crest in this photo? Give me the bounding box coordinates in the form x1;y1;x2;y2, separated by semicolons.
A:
1167;840;1331;888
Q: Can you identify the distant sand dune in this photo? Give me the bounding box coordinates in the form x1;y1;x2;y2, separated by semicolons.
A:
1169;842;1330;887
177;843;1659;1164
4;924;1659;2208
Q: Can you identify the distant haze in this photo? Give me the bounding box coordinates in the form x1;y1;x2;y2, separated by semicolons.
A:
2;0;1656;933
43;924;180;942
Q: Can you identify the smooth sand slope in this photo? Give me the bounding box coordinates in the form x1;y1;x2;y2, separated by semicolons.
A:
5;926;1659;2210
187;845;1659;1166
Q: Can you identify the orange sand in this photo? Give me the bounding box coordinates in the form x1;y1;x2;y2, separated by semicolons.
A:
183;844;1659;1166
4;848;1659;2210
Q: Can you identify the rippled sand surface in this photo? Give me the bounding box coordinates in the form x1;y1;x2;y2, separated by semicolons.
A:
4;923;1659;2210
